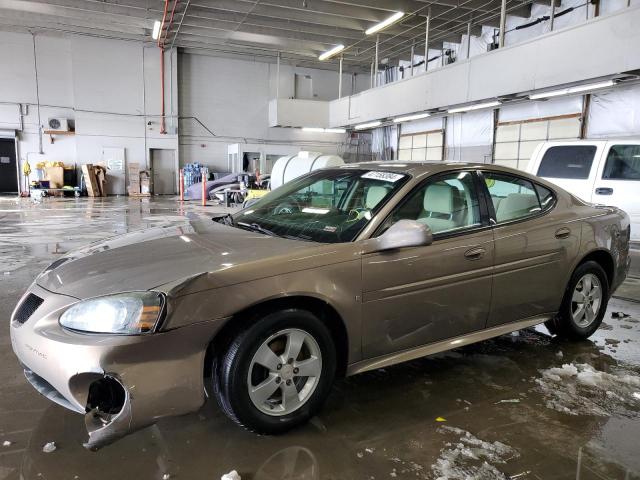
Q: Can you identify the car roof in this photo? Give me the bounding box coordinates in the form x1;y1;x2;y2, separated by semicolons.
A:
337;161;532;177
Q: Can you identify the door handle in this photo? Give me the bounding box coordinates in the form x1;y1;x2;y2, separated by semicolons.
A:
464;247;485;260
555;227;571;239
595;187;613;195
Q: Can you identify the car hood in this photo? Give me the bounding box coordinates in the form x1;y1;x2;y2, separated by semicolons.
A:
35;220;316;299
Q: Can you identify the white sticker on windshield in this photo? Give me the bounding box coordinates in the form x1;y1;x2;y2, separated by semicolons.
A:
361;171;405;183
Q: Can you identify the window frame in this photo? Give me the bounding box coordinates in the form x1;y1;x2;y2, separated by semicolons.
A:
601;144;640;181
372;170;491;241
477;170;558;227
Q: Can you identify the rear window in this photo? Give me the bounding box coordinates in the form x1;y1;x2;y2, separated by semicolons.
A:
537;146;597;179
602;144;640;180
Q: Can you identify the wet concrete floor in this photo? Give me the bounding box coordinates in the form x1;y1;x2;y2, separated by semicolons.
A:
1;195;639;480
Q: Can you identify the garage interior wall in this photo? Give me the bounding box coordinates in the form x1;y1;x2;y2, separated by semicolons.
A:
0;31;367;189
178;52;368;172
0;31;179;195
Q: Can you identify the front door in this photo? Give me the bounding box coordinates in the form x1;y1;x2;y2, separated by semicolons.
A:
481;170;578;327
591;142;640;241
151;149;176;195
0;138;18;193
361;171;494;359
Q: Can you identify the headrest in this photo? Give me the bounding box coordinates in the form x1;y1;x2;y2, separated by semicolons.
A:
365;186;390;209
423;183;455;214
496;193;539;221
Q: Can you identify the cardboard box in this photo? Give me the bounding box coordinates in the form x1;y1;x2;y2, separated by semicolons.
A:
82;164;100;197
44;166;64;188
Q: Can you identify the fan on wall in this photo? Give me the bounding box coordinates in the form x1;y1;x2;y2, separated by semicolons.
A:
46;117;69;132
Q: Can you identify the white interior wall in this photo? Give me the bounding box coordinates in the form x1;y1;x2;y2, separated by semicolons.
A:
0;30;179;195
178;52;354;172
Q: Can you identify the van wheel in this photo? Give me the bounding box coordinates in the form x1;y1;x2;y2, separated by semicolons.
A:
212;309;336;434
545;261;609;340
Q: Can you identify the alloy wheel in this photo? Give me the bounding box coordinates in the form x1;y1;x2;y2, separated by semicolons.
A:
247;328;322;416
571;273;603;327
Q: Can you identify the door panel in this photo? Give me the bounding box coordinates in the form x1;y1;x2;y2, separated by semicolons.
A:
0;138;18;193
361;170;493;359
483;171;579;327
151;149;176;195
591;143;640;241
361;232;494;358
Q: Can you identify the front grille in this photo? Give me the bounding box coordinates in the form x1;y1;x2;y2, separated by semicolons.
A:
12;293;44;325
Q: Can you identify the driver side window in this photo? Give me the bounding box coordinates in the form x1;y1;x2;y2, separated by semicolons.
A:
380;171;482;235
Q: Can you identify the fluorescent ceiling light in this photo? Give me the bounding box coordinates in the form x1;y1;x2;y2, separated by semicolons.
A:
528;80;615;100
319;44;345;61
302;127;347;133
365;12;404;35
448;101;501;114
152;20;161;40
393;112;431;123
354;121;382;130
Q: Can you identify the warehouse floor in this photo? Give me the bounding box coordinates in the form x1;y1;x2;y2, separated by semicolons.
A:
1;196;640;480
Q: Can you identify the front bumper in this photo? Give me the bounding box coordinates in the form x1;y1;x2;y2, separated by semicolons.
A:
10;284;224;450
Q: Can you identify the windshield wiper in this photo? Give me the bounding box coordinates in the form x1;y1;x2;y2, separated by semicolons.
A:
212;213;235;226
236;221;277;237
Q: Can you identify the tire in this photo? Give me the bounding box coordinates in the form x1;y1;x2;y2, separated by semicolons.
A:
212;309;336;434
545;261;609;340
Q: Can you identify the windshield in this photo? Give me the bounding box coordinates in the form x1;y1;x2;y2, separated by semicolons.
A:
231;169;409;243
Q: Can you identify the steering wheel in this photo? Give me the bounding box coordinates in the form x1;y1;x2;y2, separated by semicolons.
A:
272;201;300;215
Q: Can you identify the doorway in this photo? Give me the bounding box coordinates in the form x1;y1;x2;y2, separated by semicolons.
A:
0;138;18;194
150;149;177;195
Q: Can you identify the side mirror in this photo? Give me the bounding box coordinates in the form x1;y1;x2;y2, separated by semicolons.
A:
366;219;433;253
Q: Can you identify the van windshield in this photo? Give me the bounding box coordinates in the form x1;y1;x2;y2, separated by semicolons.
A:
537;146;597;179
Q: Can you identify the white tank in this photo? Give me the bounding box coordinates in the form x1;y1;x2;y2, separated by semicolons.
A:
270;151;344;190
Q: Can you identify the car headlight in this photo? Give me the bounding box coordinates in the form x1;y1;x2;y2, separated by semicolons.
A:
59;292;164;334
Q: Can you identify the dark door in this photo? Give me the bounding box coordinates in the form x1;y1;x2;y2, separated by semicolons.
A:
0;139;18;193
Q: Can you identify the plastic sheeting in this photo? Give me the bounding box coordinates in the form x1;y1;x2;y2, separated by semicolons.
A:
371;125;398;160
600;0;639;15
587;84;640;138
401;116;445;135
499;96;583;122
446;110;494;162
505;0;594;46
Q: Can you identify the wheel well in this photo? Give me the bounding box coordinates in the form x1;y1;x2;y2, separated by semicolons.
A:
580;250;614;288
205;296;350;379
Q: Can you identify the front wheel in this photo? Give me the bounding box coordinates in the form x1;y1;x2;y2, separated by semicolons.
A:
212;309;336;434
545;261;609;340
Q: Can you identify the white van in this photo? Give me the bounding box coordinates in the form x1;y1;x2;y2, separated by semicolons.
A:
527;139;640;241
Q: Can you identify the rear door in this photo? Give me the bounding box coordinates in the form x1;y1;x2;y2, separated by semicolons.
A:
591;141;640;241
533;143;602;202
480;170;578;327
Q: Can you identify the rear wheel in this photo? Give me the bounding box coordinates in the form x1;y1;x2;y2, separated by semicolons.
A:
213;309;336;434
545;261;609;339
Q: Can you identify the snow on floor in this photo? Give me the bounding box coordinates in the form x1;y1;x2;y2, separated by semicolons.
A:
431;426;519;480
535;363;640;416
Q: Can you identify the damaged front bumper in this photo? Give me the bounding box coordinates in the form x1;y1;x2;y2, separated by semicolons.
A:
10;284;224;450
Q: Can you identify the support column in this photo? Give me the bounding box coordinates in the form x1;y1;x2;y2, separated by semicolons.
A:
338;54;343;98
499;0;507;47
550;0;556;31
424;8;431;67
370;61;374;88
374;34;379;87
410;41;415;76
466;20;472;59
276;51;280;99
